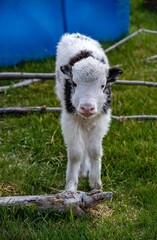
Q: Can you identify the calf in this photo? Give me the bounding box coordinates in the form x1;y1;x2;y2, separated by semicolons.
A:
55;33;122;192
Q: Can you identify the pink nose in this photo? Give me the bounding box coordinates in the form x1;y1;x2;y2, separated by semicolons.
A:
79;104;96;116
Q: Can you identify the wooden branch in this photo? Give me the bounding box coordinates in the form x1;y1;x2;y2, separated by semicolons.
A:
105;28;157;53
115;80;157;87
0;106;62;114
0;107;156;121
143;29;157;34
0;79;42;91
0;190;112;214
0;71;157;88
0;76;157;93
112;115;157;121
0;72;55;80
145;55;157;62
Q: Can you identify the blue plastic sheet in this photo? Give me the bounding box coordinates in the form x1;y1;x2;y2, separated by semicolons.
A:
0;0;130;66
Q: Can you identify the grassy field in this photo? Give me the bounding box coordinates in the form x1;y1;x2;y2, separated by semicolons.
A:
0;1;157;239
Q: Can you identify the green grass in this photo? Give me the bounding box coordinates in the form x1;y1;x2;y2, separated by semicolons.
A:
0;0;157;239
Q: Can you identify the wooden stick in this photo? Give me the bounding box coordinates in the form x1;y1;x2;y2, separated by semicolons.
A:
0;79;41;91
0;190;112;214
112;115;157;121
105;28;157;53
0;106;62;114
143;29;157;34
145;55;157;62
0;72;55;80
105;29;143;53
0;77;157;92
0;107;156;121
115;80;157;87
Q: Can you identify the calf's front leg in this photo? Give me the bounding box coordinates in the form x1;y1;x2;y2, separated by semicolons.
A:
66;146;84;192
88;141;103;190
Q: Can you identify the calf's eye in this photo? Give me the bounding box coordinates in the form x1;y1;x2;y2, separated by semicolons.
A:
101;85;105;89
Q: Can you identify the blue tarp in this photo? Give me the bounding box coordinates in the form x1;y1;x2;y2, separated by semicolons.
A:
0;0;130;66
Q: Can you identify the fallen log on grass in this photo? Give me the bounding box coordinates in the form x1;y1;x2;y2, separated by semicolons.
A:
0;190;112;215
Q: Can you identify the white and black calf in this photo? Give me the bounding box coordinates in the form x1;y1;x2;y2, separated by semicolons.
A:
55;33;122;192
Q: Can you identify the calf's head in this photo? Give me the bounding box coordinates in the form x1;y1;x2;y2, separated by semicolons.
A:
61;57;122;117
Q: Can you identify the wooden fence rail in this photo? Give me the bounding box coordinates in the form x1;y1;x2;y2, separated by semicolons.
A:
0;106;157;121
0;72;157;92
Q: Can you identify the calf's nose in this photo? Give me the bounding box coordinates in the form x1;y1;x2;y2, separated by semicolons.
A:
79;103;96;116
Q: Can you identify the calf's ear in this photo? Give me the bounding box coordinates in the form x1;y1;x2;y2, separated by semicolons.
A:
60;64;72;77
107;67;123;84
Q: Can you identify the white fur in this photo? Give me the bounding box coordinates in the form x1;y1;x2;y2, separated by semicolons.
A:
55;33;111;192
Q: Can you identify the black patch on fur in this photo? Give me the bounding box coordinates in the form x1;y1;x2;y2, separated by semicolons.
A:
62;50;93;114
102;85;112;114
69;50;92;66
102;68;123;114
107;67;123;84
60;64;72;77
64;79;76;114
